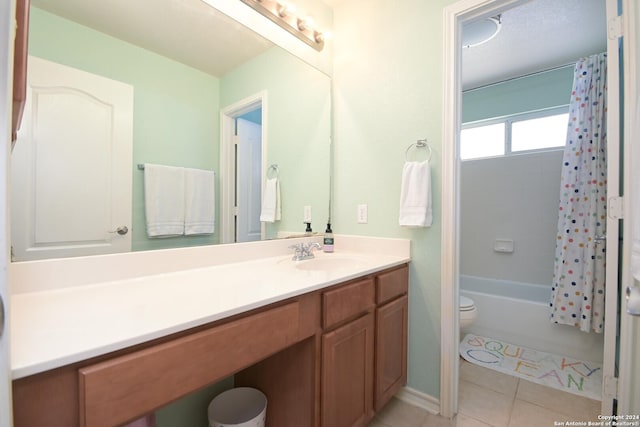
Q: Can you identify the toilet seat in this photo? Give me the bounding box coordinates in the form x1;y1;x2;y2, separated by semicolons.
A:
460;295;477;330
460;295;475;311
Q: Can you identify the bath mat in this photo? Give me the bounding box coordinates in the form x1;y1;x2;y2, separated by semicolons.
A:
460;334;602;400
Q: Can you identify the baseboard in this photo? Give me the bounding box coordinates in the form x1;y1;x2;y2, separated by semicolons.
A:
395;386;440;415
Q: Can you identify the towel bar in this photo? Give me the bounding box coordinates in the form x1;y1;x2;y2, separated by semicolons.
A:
267;164;279;179
405;139;432;162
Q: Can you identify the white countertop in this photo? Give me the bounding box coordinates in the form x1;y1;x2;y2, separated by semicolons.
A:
11;242;409;379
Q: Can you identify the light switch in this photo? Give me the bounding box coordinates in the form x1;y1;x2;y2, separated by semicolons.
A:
357;204;368;224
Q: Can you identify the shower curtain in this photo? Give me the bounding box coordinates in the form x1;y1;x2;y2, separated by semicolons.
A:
550;52;607;333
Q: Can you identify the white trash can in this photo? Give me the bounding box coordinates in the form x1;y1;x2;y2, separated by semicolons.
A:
207;387;267;427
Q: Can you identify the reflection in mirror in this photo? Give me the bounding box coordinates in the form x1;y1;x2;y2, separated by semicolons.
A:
11;0;331;262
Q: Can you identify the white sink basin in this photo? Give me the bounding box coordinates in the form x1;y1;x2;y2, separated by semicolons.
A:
294;255;370;271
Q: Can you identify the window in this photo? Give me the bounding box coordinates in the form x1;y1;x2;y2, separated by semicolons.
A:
460;122;505;160
461;107;569;160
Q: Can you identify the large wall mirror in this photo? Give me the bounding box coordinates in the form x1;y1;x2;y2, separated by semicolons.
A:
11;0;332;262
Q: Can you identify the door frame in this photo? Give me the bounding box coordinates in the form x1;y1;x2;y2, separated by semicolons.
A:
220;91;267;244
617;0;638;414
441;1;527;416
602;0;622;413
0;0;14;423
441;0;628;417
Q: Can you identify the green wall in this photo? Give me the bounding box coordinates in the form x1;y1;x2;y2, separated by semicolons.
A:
462;66;574;123
155;377;234;427
28;7;221;251
332;0;450;398
220;47;331;238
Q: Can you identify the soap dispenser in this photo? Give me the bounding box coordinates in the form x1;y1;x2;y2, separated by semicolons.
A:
323;223;334;253
304;222;312;235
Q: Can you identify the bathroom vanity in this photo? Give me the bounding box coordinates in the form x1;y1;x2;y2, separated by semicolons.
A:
9;236;409;427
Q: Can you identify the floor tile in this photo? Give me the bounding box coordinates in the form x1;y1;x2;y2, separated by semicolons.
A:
459;358;519;397
516;379;601;421
458;380;514;426
454;413;493;427
508;399;571;427
419;411;456;427
375;398;429;427
367;417;391;427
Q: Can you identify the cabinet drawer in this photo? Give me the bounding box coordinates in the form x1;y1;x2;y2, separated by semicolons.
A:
323;278;374;330
376;265;408;305
78;302;299;427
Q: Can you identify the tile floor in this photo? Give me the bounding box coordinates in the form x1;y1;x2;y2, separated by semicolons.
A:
368;358;601;427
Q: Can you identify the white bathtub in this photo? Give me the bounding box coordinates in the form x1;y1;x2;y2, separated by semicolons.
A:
460;275;604;363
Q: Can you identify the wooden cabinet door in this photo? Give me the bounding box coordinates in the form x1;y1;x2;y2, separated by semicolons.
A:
321;312;374;427
374;295;408;411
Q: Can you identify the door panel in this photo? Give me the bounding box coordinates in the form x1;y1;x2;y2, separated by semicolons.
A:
11;56;133;260
236;117;262;243
374;295;408;411
321;313;374;427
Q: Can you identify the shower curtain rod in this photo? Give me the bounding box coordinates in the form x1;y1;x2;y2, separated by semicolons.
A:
463;62;575;93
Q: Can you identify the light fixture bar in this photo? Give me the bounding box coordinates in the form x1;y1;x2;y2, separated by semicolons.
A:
239;0;325;51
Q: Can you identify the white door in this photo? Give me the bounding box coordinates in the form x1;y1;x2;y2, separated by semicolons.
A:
11;56;133;261
235;118;262;243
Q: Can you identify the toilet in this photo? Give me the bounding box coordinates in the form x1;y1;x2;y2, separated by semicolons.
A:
459;295;477;330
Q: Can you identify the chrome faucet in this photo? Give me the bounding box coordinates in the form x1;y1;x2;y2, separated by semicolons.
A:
289;242;322;261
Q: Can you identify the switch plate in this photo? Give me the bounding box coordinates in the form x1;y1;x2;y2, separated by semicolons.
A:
357;204;368;224
303;205;312;223
494;239;514;253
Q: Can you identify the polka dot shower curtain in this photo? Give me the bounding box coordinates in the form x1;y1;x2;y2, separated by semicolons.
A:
550;52;607;333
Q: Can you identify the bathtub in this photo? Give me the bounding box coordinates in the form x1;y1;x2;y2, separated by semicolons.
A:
460;275;605;363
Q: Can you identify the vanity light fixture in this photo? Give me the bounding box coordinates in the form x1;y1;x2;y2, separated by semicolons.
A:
240;0;325;51
462;15;502;48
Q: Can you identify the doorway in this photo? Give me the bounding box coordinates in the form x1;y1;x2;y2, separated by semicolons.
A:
220;91;267;244
441;0;622;418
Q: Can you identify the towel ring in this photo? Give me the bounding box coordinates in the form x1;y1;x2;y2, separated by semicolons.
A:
405;139;432;162
267;164;279;179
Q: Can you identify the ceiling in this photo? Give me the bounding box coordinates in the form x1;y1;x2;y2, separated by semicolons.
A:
32;0;607;87
462;0;607;90
30;0;273;78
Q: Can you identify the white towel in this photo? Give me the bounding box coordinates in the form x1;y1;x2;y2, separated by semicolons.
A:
260;178;281;223
184;167;215;235
144;164;185;237
399;160;432;227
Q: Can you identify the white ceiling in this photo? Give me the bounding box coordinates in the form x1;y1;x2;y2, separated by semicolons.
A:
31;0;273;78
32;0;607;86
462;0;607;90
